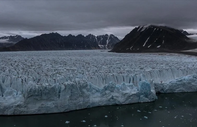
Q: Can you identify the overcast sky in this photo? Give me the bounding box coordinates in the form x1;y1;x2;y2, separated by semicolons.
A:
0;0;197;38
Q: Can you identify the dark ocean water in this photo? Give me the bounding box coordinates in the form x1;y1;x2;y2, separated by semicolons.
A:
0;93;197;127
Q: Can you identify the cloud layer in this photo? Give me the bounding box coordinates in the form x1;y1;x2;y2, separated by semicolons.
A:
0;0;197;37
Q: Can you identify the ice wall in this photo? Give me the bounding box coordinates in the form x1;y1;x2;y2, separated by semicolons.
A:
0;50;197;115
0;79;157;115
155;75;197;93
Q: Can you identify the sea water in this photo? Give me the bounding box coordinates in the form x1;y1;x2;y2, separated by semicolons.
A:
0;93;196;127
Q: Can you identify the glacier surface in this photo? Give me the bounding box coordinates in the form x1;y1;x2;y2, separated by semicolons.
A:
0;50;197;115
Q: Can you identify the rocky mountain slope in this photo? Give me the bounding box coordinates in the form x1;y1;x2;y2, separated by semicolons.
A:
111;25;197;53
1;33;119;51
86;34;119;49
0;35;24;48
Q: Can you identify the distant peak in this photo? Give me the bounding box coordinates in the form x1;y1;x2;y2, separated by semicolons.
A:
135;24;182;33
10;35;21;37
109;34;116;37
67;34;75;37
136;24;169;29
86;34;95;36
50;32;61;35
135;25;153;32
41;32;62;36
86;34;96;38
76;34;85;37
139;24;152;28
0;35;23;38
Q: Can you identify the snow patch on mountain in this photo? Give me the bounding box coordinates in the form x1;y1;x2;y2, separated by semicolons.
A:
95;34;119;49
143;37;150;47
0;39;9;43
0;35;24;44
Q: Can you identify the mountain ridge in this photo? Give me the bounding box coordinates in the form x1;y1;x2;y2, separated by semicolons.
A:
0;35;24;48
111;25;197;53
0;33;119;51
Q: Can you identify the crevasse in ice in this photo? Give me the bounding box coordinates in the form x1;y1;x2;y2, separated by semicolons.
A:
0;50;197;115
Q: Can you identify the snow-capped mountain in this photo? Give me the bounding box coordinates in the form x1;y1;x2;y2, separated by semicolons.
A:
2;33;119;51
111;25;197;52
86;34;120;49
0;35;24;48
180;29;190;35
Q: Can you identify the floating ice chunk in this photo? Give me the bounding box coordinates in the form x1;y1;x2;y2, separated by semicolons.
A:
65;121;70;124
81;120;86;122
144;116;148;119
137;110;141;112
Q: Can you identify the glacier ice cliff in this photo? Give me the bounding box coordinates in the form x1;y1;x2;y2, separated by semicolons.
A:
0;50;197;115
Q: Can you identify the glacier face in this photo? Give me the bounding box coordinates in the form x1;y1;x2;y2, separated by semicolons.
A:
0;50;197;115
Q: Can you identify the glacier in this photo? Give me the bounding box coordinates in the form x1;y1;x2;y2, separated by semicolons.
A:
0;50;197;115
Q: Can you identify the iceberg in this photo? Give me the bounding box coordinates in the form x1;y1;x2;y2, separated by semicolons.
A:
0;50;197;115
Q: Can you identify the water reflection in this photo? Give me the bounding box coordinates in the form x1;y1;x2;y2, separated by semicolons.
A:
0;93;197;127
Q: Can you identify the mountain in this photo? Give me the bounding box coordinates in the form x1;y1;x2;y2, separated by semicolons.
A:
86;34;120;49
2;33;119;51
111;25;197;53
0;35;24;48
180;30;190;35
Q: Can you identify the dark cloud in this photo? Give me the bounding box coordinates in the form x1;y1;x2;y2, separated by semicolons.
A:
0;0;197;37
